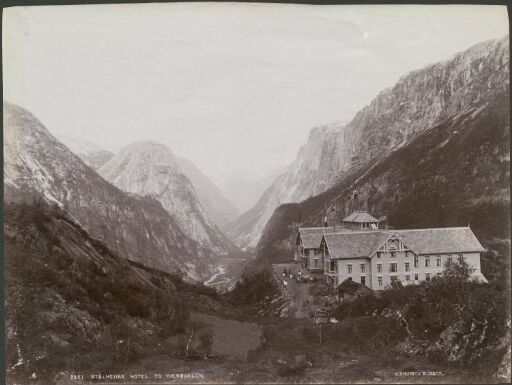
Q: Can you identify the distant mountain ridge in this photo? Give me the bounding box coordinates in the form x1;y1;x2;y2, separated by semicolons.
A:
225;36;509;250
216;166;288;214
56;134;114;170
176;157;240;228
4;102;215;280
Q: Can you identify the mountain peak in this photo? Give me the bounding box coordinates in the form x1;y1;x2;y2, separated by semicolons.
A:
99;140;240;255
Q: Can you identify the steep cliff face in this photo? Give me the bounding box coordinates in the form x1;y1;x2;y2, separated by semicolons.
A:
256;92;510;282
227;36;509;249
176;157;240;228
98;142;240;257
4;102;214;280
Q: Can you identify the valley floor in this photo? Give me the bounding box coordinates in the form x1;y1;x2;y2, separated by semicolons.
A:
54;314;505;385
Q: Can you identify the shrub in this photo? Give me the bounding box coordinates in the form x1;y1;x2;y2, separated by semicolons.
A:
198;329;214;356
228;269;278;306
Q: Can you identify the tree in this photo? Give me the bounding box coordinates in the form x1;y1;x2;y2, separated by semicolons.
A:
442;255;475;283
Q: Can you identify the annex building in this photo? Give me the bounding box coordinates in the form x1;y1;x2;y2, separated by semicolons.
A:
296;210;487;290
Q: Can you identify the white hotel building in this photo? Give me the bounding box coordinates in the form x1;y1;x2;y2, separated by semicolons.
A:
296;210;487;290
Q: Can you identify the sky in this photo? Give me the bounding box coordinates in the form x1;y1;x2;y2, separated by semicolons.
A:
3;2;509;180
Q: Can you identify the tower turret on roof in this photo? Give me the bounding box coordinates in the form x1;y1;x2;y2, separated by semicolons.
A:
342;210;379;230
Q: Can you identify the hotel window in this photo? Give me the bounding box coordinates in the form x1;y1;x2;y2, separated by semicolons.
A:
314;258;319;267
414;256;419;267
436;257;441;267
361;276;366;286
447;255;453;263
458;253;465;263
377;252;382;259
377;264;382;273
390;275;398;283
348;264;352;274
405;275;410;281
360;264;365;273
425;256;430;267
390;251;396;258
414;274;419;281
405;262;410;272
348;277;352;281
378;276;383;286
405;251;410;257
425;273;431;282
389;263;397;273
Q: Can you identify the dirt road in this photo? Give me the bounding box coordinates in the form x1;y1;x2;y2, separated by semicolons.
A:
272;262;314;319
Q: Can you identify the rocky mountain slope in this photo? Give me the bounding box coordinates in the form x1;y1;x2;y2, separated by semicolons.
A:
98;142;240;257
55;135;239;229
227;36;509;250
56;134;114;170
4;102;215;280
256;89;510;283
176;157;239;228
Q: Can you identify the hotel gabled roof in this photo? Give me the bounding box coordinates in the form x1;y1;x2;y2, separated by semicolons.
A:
394;227;485;254
323;227;484;259
299;226;353;249
323;231;390;259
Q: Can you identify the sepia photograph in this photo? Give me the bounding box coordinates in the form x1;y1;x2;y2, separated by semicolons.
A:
2;1;511;384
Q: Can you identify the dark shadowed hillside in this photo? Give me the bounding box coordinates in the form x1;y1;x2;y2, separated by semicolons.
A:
256;93;510;283
4;200;193;384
